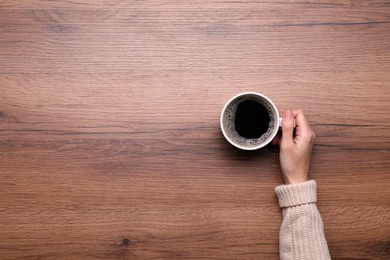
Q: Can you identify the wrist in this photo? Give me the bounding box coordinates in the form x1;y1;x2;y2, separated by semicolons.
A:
284;174;308;185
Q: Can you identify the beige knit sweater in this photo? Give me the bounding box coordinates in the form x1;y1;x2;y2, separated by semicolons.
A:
275;180;331;260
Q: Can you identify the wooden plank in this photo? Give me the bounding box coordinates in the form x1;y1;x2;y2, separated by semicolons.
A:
1;1;389;259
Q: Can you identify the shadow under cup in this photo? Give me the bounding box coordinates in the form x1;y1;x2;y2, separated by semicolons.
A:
220;93;279;150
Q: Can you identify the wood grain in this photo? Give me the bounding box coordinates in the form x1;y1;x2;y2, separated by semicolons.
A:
1;1;389;259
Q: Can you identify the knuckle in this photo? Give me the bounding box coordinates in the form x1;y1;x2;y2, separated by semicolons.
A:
302;130;315;142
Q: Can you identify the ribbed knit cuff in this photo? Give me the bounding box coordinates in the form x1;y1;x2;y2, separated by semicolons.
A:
275;180;317;208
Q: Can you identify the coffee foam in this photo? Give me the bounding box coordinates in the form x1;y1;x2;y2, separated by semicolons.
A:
222;95;276;148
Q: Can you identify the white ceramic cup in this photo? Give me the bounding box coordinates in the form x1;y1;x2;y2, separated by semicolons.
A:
220;92;282;150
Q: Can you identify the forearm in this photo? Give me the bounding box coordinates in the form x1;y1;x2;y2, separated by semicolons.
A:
275;180;331;260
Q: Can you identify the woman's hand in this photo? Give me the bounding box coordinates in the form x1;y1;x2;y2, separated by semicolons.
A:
272;109;315;184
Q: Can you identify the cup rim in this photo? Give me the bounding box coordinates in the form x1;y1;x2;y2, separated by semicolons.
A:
220;92;280;150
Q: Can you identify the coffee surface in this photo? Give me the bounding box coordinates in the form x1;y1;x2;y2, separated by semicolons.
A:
234;100;270;138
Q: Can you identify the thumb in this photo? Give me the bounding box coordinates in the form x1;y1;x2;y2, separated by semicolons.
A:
281;110;295;147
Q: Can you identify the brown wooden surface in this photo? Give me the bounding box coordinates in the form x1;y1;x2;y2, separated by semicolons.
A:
1;1;389;259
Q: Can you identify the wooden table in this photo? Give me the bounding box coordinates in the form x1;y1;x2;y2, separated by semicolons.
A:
1;1;389;259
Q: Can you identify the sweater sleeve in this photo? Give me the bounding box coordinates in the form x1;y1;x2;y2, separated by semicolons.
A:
275;180;331;260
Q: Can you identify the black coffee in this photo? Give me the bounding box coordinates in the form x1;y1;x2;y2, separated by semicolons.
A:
234;100;270;139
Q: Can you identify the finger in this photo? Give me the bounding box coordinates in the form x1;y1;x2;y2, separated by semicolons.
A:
292;109;310;130
281;110;295;147
292;109;314;141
